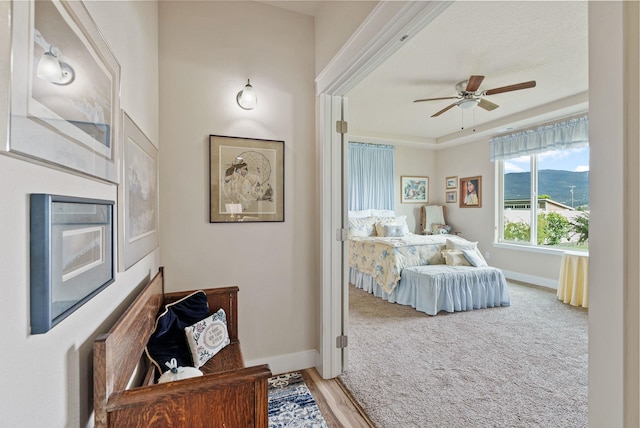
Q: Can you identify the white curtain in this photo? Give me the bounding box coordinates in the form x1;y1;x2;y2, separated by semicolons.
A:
490;115;588;161
348;142;395;210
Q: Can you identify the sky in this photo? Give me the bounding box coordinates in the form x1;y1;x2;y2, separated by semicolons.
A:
504;147;589;173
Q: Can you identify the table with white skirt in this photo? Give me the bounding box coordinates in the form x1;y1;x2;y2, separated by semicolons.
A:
557;251;589;308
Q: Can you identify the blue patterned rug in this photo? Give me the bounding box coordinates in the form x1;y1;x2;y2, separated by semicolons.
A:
268;372;328;428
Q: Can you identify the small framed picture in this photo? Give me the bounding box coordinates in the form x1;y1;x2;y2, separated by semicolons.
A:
446;176;457;189
460;176;482;208
446;190;457;203
401;176;429;204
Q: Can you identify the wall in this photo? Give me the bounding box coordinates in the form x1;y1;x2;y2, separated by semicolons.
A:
158;1;317;373
313;1;378;75
393;144;436;233
435;139;563;286
0;1;159;427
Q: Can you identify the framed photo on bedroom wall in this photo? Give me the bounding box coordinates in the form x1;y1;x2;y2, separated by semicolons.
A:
401;176;429;203
460;176;482;208
446;190;457;203
446;176;457;189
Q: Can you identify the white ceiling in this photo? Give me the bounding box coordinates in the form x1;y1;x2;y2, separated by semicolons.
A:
268;1;589;147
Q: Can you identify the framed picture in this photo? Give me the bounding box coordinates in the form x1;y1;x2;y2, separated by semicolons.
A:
401;176;429;204
209;135;284;223
118;113;159;271
446;190;457;203
460;176;482;208
4;0;121;183
30;194;115;334
446;176;457;189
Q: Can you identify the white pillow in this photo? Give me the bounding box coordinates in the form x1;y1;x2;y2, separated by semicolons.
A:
442;249;471;266
445;238;488;265
374;216;407;236
371;209;395;218
383;223;409;237
348;216;377;237
462;248;488;267
348;209;372;219
184;308;231;369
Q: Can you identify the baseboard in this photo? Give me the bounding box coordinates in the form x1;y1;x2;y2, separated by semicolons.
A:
502;269;558;290
246;349;320;376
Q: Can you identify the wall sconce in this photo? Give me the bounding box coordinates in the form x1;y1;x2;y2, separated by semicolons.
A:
236;79;257;110
36;46;75;86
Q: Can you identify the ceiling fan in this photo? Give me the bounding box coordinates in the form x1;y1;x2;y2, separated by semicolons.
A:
413;75;536;117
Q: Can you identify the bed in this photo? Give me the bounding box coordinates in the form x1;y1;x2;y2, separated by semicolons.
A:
347;210;510;315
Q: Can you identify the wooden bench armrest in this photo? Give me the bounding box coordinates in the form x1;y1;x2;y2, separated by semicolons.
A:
106;364;271;428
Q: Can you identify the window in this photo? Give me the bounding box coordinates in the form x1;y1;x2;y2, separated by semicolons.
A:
491;115;589;250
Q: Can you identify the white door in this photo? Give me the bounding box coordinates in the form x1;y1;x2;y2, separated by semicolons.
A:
319;94;349;378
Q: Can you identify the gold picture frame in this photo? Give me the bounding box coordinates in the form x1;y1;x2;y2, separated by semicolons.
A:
446;176;457;189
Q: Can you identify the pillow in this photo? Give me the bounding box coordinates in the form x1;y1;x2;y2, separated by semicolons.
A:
374;216;407;237
383;223;409;237
348;216;377;237
462;248;488;267
371;209;395;218
431;224;451;235
442;249;471;266
445;238;488;265
145;290;210;375
184;308;231;368
348;209;372;219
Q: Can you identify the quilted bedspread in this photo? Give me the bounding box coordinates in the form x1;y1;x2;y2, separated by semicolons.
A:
349;234;462;294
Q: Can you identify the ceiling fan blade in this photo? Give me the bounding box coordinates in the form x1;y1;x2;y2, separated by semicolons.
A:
465;75;485;92
478;98;499;111
484;80;536;96
431;103;457;117
413;96;458;103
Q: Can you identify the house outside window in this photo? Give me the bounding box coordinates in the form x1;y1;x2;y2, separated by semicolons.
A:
497;147;589;250
491;115;589;251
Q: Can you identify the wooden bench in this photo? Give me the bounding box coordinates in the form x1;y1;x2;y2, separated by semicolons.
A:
93;267;272;427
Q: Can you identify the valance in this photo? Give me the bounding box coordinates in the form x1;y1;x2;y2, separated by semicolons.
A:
490;115;588;161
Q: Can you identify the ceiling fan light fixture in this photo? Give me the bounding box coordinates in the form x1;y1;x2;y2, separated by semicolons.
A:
458;98;479;110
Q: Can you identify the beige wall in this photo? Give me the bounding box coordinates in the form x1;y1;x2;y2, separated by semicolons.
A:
158;1;317;372
0;1;159;427
314;1;378;74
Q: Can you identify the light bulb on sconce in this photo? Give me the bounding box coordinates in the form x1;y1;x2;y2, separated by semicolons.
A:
237;79;257;110
36;46;75;86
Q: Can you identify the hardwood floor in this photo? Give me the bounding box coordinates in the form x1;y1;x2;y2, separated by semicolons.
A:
300;367;374;427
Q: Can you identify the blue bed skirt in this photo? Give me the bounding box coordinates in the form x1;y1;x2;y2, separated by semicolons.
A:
350;265;510;316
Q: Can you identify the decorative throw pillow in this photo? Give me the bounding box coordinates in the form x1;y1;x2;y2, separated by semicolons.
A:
348;216;377;237
145;290;211;375
374;215;408;236
462;248;488;267
383;223;409;237
431;224;452;235
184;308;231;369
445;238;488;265
442;249;471;266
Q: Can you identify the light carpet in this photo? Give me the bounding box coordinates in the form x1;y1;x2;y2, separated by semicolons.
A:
339;282;588;427
268;371;328;428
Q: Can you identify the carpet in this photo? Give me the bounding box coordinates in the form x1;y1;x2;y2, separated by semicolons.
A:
340;281;588;427
268;372;328;428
